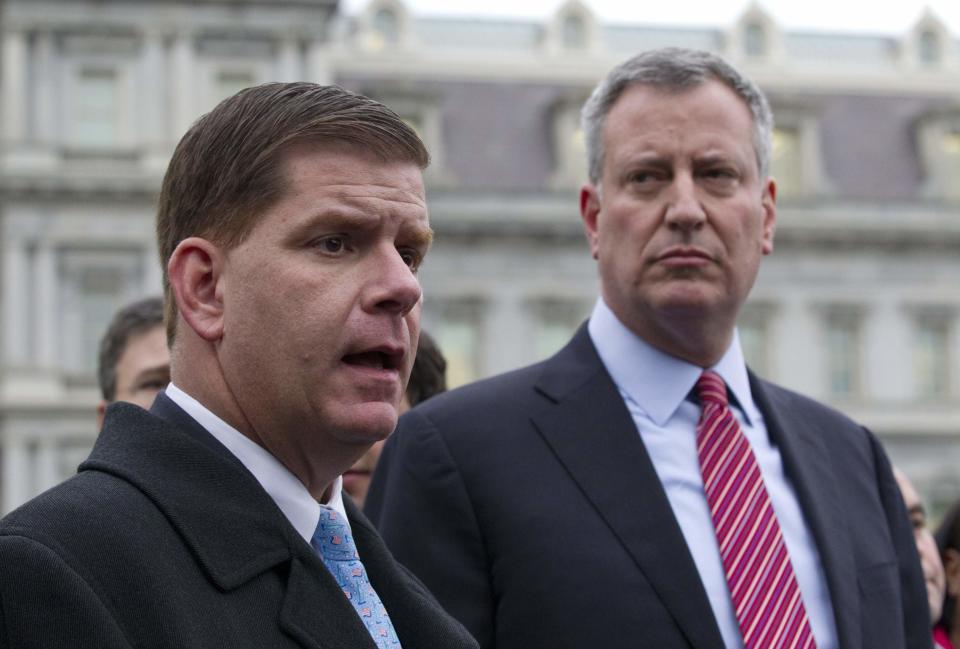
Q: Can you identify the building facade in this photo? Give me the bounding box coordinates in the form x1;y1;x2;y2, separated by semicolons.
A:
1;0;959;515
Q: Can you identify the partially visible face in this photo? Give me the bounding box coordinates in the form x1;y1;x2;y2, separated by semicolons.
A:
217;143;429;470
581;80;775;345
113;325;171;409
895;468;945;623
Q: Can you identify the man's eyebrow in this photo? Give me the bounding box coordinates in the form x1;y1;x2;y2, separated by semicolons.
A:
406;226;434;248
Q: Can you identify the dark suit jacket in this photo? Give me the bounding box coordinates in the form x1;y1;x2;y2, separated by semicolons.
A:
366;325;929;649
0;394;478;649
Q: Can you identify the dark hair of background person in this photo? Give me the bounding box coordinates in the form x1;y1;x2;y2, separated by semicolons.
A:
156;82;431;344
937;502;960;632
97;296;165;402
406;330;447;407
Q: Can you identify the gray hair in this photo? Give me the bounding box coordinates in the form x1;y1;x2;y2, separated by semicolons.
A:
581;47;773;184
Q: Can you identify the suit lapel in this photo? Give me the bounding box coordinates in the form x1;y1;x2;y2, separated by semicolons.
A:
751;376;860;649
530;327;724;649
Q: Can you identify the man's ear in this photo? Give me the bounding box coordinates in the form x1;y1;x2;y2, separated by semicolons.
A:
167;237;226;342
761;177;777;256
96;400;107;430
580;184;602;260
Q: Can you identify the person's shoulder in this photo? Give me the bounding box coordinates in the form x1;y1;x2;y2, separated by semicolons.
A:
753;375;872;443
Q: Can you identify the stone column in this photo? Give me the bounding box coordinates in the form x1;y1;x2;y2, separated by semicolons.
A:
33;243;58;370
864;299;910;401
140;28;168;169
484;291;528;376
2;432;29;514
2;239;29;367
305;36;333;84
170;31;196;140
32;29;57;147
2;28;28;146
276;34;302;82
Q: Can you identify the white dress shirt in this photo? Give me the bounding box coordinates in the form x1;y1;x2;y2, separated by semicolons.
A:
165;383;348;544
588;298;838;649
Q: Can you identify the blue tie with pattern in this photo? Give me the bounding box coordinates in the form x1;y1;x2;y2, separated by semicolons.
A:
311;506;403;648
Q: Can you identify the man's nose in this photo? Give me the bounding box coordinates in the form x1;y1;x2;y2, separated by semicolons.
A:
664;174;706;232
364;246;423;316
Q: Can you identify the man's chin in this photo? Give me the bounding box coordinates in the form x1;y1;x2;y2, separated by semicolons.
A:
330;402;399;444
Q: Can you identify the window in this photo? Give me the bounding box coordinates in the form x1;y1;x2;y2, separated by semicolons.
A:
744;22;767;58
738;313;771;377
373;8;400;46
74;67;118;147
771;126;802;198
562;15;587;50
917;113;960;200
915;315;952;399
919;29;941;65
215;69;256;104
549;96;590;189
433;301;483;389
824;312;861;399
533;300;586;361
59;249;143;374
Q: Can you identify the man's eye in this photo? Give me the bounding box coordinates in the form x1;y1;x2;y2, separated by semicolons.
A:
399;249;422;271
316;236;346;254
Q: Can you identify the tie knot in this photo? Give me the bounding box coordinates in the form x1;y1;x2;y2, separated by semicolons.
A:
696;371;729;407
311;506;359;562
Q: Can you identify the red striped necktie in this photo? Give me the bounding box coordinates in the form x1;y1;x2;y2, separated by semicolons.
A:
695;371;817;649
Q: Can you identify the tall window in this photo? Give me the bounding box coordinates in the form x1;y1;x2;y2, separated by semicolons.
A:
74;67;118;147
434;301;483;389
744;22;767;58
771;126;802;198
533;300;586;361
215;69;255;104
738;315;771;377
373;8;400;46
915;315;952;399
824;312;861;399
919;29;941;66
562;15;587;50
59;249;142;374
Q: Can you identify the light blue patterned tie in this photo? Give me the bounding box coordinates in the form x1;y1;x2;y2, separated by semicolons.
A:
311;506;402;648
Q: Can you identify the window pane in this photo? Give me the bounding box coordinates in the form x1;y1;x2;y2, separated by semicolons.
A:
916;318;952;398
75;68;118;146
216;69;256;104
436;310;481;389
562;15;586;49
825;315;860;398
772;126;802;198
745;23;767;58
739;319;769;376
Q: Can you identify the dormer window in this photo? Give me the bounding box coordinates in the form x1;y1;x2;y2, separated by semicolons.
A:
744;22;767;58
562;14;586;50
373;8;399;46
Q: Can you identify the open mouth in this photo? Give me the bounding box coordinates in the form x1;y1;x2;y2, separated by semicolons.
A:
342;350;402;371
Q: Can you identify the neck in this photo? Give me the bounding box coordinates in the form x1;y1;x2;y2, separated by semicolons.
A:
619;306;734;368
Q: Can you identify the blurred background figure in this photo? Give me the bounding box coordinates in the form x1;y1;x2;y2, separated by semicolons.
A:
344;330;446;507
895;468;947;631
95;297;169;429
937;502;960;649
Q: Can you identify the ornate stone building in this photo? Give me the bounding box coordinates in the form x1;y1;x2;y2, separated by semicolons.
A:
1;0;958;515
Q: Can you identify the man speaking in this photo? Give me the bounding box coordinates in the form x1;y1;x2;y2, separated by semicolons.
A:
0;83;477;649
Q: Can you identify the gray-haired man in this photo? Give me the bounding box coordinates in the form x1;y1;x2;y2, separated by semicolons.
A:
367;48;928;649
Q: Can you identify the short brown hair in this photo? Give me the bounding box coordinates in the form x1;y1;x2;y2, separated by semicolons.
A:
156;82;430;342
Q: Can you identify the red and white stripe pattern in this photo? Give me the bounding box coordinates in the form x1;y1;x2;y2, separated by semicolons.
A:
695;371;817;649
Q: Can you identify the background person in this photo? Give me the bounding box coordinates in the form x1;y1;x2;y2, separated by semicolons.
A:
366;47;928;649
0;82;477;649
937;501;960;649
95;296;169;429
344;330;446;507
894;468;946;627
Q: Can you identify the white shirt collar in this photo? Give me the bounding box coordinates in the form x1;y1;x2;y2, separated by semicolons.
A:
164;383;347;544
587;298;758;427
